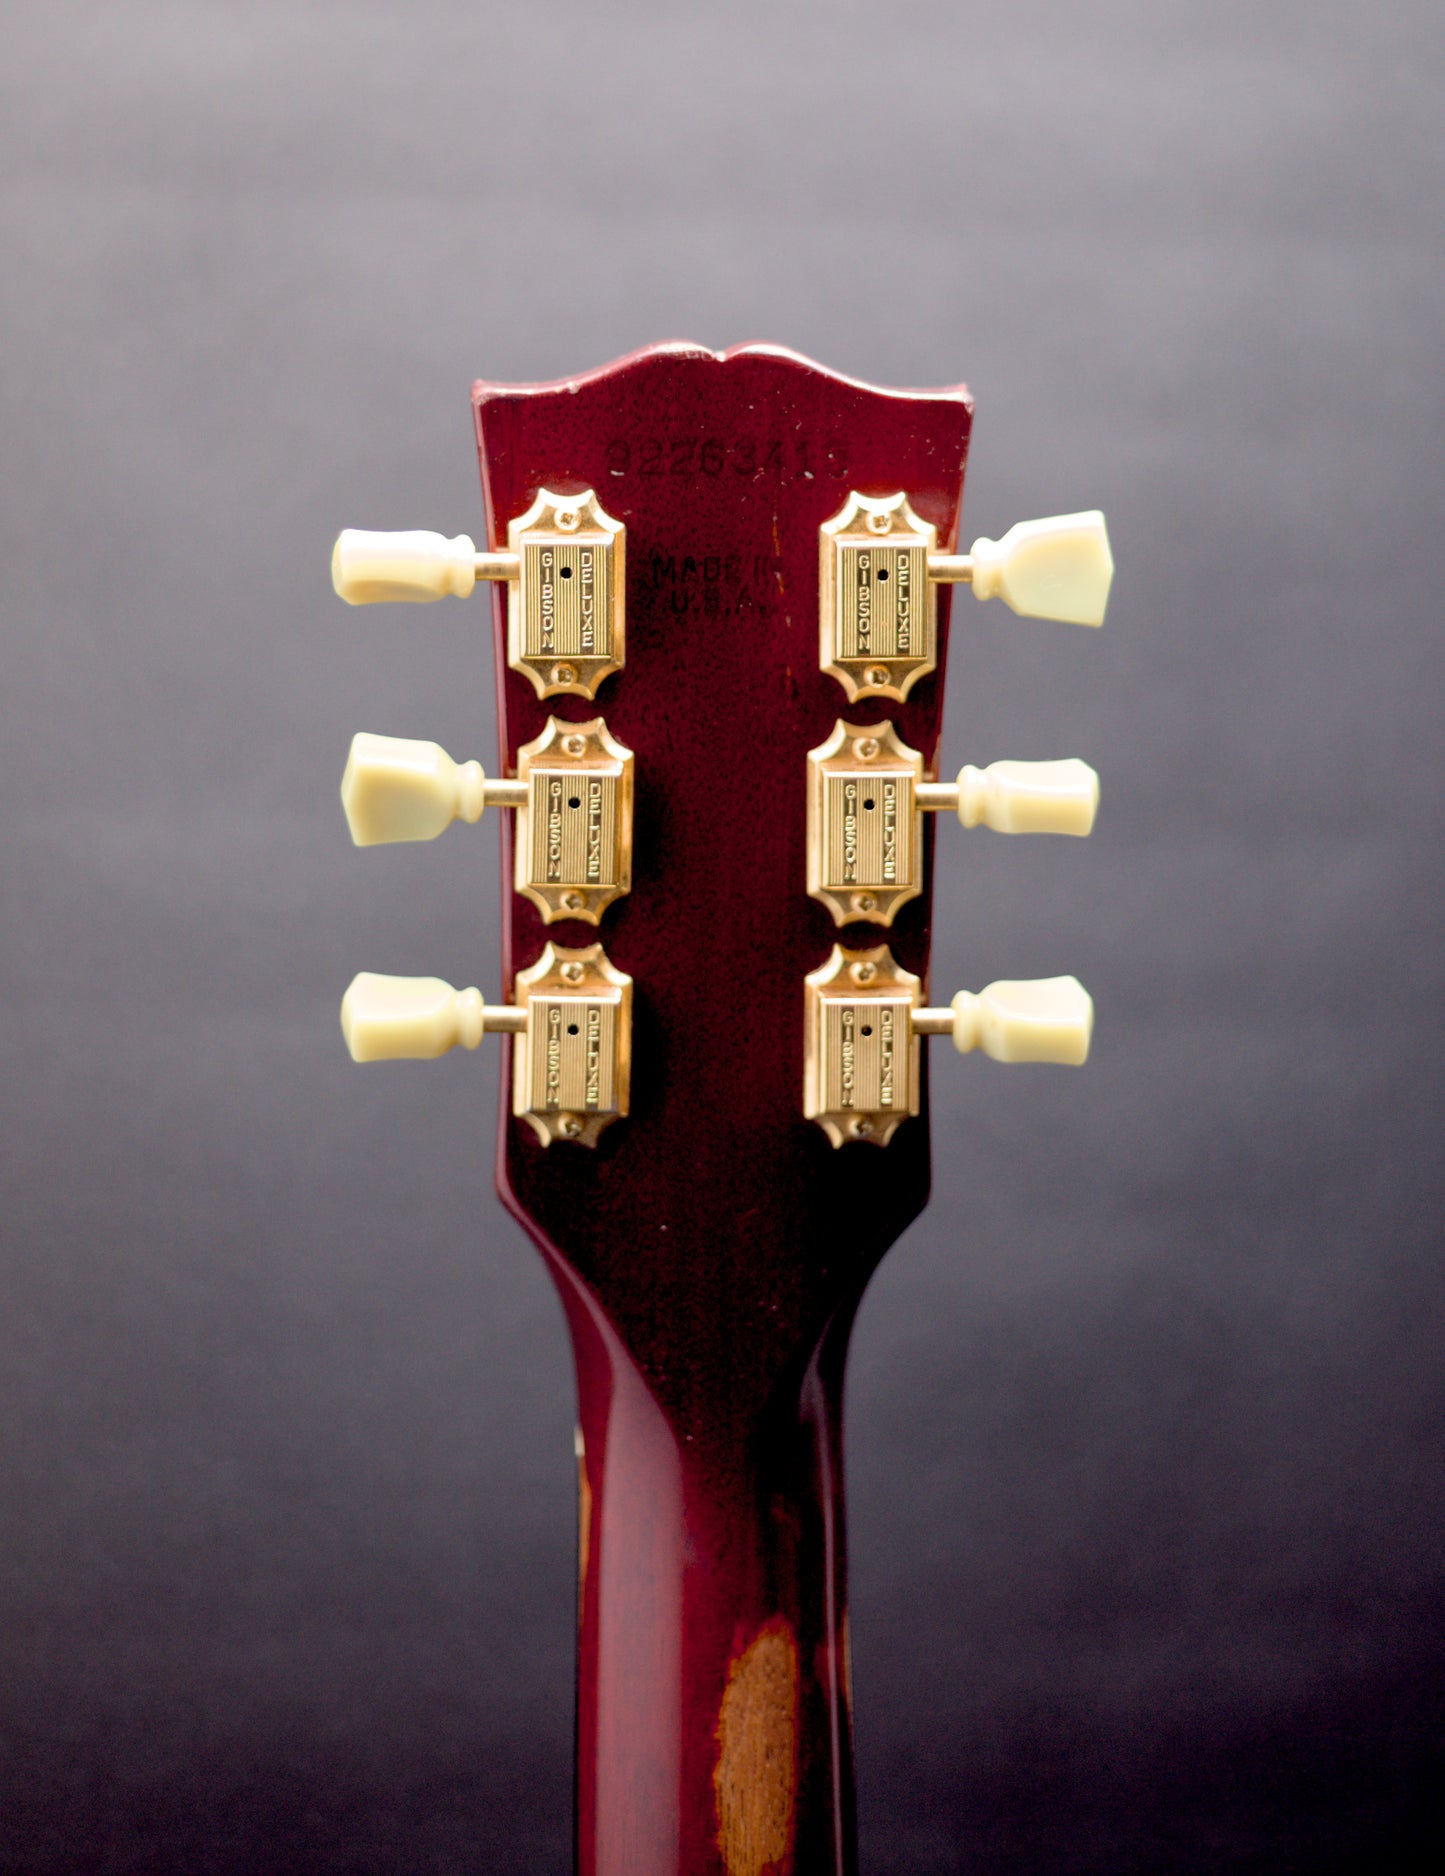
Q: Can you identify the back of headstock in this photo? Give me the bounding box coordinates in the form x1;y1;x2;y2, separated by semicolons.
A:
477;344;971;1415
331;343;1111;1876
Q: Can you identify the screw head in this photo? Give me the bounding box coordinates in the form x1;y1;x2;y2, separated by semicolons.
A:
555;508;580;532
851;892;878;914
550;662;579;688
851;1116;875;1137
864;665;890;688
855;737;879;760
562;733;587;756
562;891;585;912
852;960;876;984
561;961;585;983
558;1113;583;1137
865;511;891;535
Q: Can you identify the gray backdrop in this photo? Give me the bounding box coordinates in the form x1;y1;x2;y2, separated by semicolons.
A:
4;2;1442;1870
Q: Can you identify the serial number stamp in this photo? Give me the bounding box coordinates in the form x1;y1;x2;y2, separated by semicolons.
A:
605;435;850;483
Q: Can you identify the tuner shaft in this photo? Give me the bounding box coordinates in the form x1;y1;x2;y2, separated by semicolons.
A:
925;552;975;583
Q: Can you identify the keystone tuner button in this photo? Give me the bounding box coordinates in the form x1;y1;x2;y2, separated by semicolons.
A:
340;973;525;1061
932;510;1114;628
928;975;1095;1065
341;733;526;846
331;529;517;604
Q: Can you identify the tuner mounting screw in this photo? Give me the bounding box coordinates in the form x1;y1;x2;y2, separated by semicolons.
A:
866;511;891;535
558;1113;583;1137
562;733;587;757
863;665;889;688
851;892;877;915
562;891;585;912
851;1117;875;1137
855;737;879;761
555;508;580;531
852;960;876;984
561;961;585;983
550;662;579;687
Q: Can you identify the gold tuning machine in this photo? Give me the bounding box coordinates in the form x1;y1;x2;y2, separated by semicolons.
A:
804;945;1093;1146
332;486;625;700
819;491;1113;700
340;943;632;1147
807;721;1098;927
341;717;634;924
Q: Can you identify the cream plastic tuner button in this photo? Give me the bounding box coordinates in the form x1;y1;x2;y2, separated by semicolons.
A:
940;975;1094;1065
926;757;1099;836
332;529;492;604
340;973;525;1062
953;511;1113;627
341;733;525;846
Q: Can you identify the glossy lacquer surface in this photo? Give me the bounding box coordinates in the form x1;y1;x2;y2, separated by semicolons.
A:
474;345;972;1876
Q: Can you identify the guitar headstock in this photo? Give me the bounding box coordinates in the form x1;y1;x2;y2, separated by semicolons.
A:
334;340;1110;1422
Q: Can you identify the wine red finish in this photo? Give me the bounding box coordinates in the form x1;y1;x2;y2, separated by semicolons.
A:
473;345;972;1876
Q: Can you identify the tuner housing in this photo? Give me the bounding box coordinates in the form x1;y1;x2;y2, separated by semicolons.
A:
819;491;939;702
513;943;632;1147
804;946;923;1147
807;719;924;926
514;717;634;923
507;488;625;700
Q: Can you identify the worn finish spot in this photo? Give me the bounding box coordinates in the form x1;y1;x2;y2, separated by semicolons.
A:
713;1618;798;1876
576;1438;592;1619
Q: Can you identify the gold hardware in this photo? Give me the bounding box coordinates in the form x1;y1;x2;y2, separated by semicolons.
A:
804;945;1094;1145
505;488;625;700
808;723;1101;927
804;946;922;1147
819;492;939;701
513;943;632;1147
514;716;634;924
807;721;924;927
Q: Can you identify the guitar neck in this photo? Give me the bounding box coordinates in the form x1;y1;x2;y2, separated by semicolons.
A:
549;1232;860;1876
